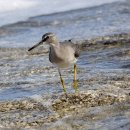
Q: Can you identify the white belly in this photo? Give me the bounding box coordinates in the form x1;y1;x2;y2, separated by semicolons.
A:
56;58;77;68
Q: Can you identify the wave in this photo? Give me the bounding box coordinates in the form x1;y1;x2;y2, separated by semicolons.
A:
0;0;125;26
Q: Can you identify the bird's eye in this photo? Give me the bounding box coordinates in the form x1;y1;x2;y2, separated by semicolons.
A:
46;36;49;39
44;36;49;40
42;35;49;41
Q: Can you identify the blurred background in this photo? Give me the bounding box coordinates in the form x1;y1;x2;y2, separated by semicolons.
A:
0;0;130;47
0;0;130;129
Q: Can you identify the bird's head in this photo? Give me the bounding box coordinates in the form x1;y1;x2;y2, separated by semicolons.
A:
28;32;58;51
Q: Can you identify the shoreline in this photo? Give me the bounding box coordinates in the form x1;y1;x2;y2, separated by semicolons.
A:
0;32;130;129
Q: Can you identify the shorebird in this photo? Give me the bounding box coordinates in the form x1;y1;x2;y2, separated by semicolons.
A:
28;32;79;93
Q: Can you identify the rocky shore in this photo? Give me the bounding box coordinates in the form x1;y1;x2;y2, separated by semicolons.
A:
0;33;130;129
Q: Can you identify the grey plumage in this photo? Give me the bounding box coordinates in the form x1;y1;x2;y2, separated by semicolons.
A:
28;32;79;92
28;32;80;68
50;42;79;67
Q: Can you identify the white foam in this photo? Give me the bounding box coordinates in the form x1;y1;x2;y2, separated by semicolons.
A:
30;94;52;106
0;0;125;26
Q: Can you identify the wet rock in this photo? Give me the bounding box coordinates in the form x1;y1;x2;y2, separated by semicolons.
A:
0;99;47;112
80;33;130;50
0;98;61;128
0;33;130;129
52;91;129;116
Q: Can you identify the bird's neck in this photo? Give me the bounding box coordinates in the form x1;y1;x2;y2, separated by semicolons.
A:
50;41;60;48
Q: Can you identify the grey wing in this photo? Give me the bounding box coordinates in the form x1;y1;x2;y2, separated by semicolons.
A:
74;45;80;58
61;40;80;58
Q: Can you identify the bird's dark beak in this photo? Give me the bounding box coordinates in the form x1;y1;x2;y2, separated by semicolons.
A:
28;38;46;51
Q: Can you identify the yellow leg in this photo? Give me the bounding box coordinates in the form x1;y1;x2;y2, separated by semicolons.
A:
58;68;66;93
73;64;78;92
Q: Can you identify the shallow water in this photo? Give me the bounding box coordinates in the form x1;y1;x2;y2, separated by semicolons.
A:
0;0;130;129
0;34;130;129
